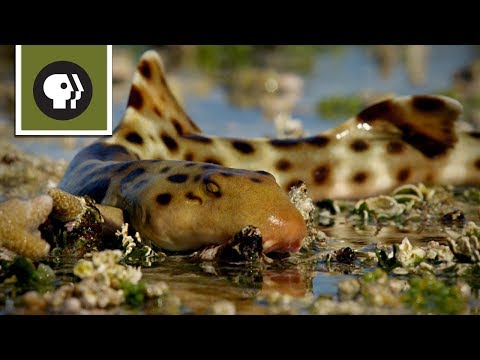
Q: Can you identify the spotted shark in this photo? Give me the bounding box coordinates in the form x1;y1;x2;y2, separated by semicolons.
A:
59;50;480;253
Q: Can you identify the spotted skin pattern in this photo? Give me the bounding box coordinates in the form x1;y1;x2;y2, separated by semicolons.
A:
60;50;480;252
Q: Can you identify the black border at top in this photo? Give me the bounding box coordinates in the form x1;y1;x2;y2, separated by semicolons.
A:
2;10;479;44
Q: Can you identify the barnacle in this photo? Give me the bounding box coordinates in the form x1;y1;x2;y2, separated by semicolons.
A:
374;238;455;275
288;181;327;251
310;267;468;315
447;221;480;263
354;195;406;221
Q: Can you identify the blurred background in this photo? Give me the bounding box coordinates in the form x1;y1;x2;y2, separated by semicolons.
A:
1;45;480;161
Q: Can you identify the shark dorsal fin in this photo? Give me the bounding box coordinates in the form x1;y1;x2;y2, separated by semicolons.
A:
116;50;202;137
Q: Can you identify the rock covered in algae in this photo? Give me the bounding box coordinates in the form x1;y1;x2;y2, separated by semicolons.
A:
42;188;106;256
190;225;263;263
44;188;130;257
334;247;357;264
447;221;480;263
0;195;52;260
20;249;179;314
373;238;455;275
288;181;327;251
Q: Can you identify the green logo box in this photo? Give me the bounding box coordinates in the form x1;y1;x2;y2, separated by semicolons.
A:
15;45;112;135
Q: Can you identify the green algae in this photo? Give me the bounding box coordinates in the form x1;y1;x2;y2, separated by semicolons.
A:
121;280;146;307
462;188;480;204
316;94;365;120
194;45;324;74
402;274;467;314
0;256;55;295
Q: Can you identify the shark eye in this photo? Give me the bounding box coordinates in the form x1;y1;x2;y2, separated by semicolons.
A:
205;181;221;197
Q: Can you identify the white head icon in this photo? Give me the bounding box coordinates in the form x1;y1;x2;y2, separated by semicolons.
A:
43;74;84;109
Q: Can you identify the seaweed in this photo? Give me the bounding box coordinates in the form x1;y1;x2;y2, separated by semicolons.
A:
316;94;365;120
121;280;146;308
374;246;401;272
402;275;467;314
0;256;55;294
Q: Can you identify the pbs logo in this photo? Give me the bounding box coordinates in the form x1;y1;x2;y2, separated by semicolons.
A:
33;61;93;120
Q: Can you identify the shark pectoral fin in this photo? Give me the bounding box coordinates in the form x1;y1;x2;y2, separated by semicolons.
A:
356;95;463;158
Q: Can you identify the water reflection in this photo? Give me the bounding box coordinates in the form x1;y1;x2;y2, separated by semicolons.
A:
138;253;318;314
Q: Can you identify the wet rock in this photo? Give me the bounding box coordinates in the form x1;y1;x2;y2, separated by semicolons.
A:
374;238;456;275
288;182;327;251
315;199;339;215
1;152;18;165
190;225;263;264
28;188;131;258
62;297;82;314
206;300;236;315
0;246;18;261
314;269;409;314
22;290;48;312
334;247;357;264
441;210;466;227
41;189;104;257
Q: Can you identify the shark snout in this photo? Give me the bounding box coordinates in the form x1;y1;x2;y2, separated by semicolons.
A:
261;207;307;253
